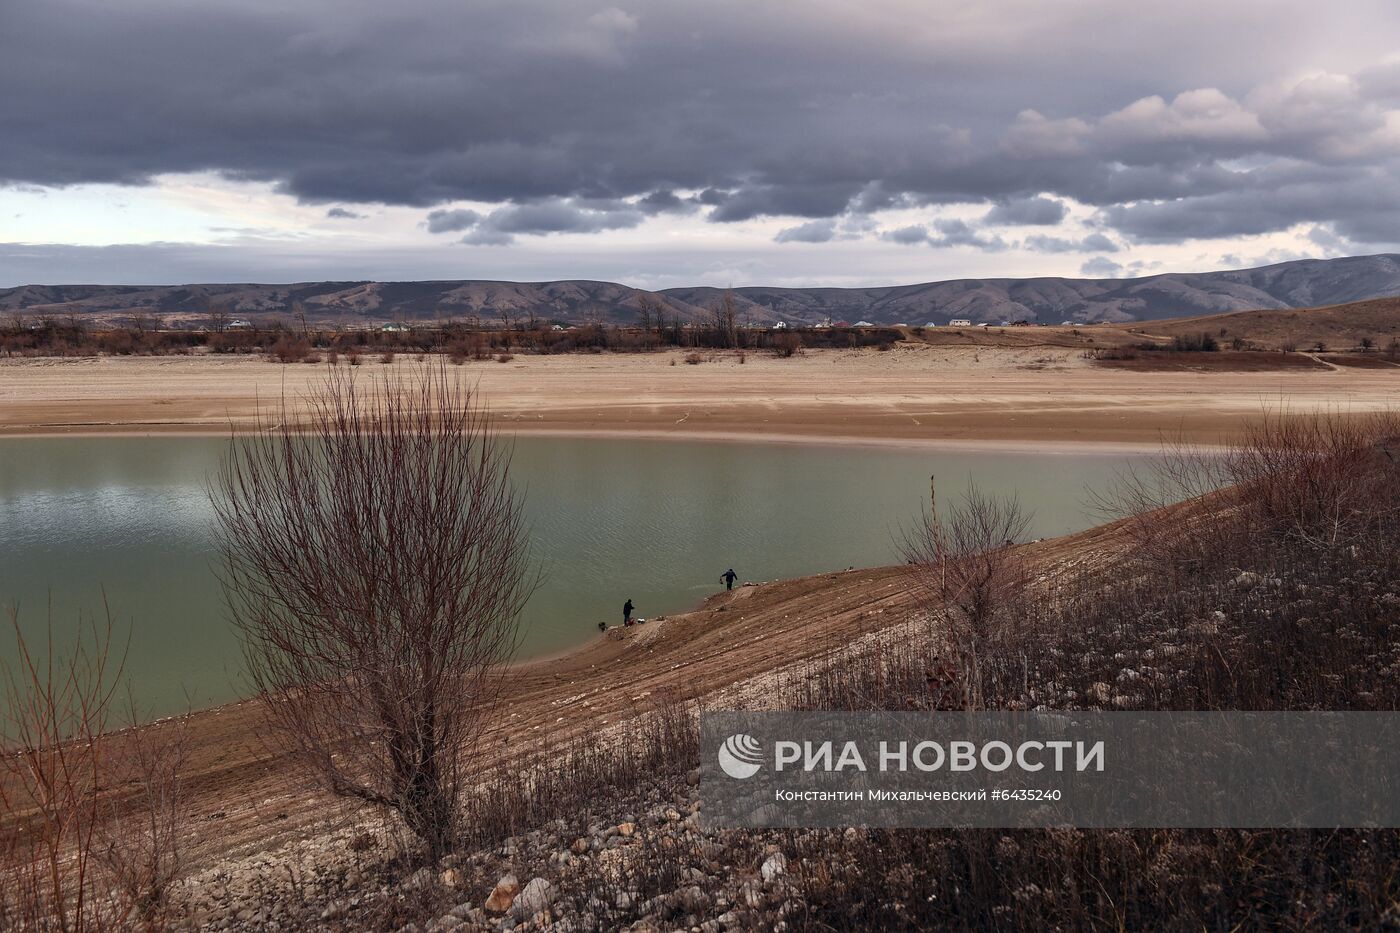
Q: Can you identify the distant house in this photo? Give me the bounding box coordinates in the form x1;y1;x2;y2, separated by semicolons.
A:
854;320;874;327
380;322;411;333
891;322;908;327
1060;320;1075;325
834;320;851;328
948;318;972;327
551;324;565;331
772;321;788;329
227;319;254;331
923;321;940;327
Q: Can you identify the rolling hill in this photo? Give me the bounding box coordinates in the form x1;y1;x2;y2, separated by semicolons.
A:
3;254;1400;328
1134;295;1400;351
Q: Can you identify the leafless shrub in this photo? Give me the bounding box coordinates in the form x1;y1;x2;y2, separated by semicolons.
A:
268;336;312;364
495;353;513;363
900;480;1033;707
683;352;704;365
0;604;127;932
379;350;395;364
772;332;803;357
1098;410;1400;577
98;704;189;929
211;364;534;862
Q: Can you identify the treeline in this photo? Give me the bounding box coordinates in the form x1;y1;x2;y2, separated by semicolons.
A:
0;317;904;360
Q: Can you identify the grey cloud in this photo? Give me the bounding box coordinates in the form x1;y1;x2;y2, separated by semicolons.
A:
426;209;482;233
707;184;860;223
983;196;1067;226
1099;163;1400;244
1023;232;1119;253
883;219;1007;251
432;199;647;245
929;219;1008;251
326;207;364;219
883;225;930;245
636;189;696;214
1081;256;1125;277
484;201;644;235
460;228;515;246
5;0;1400;255
774;219;837;243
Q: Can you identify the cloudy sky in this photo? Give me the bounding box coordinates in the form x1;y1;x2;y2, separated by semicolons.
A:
3;0;1400;288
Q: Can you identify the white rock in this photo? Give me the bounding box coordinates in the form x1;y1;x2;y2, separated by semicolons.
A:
511;877;555;918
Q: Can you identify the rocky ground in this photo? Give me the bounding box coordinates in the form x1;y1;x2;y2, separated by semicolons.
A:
175;768;826;932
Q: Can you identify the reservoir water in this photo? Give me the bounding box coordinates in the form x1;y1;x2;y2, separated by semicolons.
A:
0;435;1147;716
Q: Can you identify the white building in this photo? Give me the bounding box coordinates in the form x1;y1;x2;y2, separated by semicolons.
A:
948;318;972;327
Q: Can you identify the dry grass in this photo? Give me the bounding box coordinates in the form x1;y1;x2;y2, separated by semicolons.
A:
1142;296;1400;352
1091;349;1327;371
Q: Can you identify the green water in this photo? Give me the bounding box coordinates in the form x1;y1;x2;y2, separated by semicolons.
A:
0;436;1146;716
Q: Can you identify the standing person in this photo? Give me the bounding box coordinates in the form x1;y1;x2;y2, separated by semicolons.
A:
721;568;738;591
623;598;634;626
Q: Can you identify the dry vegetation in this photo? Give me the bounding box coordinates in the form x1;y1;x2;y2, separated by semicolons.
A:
211;366;534;864
4;367;1400;928
1139;295;1400;353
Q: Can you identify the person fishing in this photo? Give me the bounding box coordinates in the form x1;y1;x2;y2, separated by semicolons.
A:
720;568;738;591
623;598;634;626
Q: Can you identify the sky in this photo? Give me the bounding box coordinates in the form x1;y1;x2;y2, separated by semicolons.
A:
3;0;1400;288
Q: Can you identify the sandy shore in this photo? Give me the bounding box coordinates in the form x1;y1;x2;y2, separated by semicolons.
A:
1;345;1396;446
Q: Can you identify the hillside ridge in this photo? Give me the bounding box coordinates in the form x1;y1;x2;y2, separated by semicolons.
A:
4;253;1399;328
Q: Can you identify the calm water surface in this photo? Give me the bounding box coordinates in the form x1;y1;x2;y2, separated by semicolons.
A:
0;435;1147;715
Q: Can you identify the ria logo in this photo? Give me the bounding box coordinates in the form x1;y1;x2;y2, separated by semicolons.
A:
717;733;764;779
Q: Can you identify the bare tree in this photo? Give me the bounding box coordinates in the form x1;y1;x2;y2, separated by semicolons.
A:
211;364;534;861
710;291;739;349
900;479;1032;707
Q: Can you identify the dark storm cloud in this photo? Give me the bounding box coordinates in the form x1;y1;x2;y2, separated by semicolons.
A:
326;207;364;219
636;189;696;214
5;0;1400;247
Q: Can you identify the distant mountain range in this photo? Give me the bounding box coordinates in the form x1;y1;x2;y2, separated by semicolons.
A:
5;254;1400;328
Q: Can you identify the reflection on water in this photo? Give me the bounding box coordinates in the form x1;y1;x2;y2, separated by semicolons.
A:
0;435;1146;715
